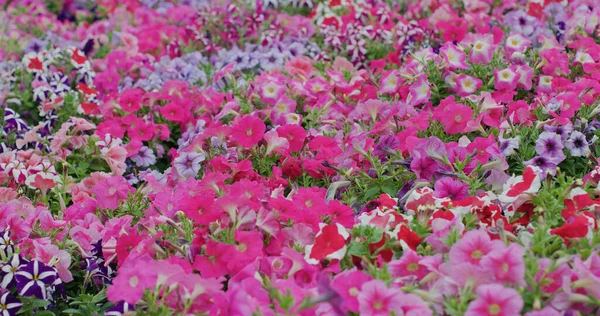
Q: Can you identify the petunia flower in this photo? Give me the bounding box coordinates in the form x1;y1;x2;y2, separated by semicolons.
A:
330;269;373;313
105;301;134;316
15;260;57;300
231;115;266;149
499;136;520;156
565;131;590;157
91;176;134;210
465;284;524;316
1;255;28;289
305;223;349;264
173;151;205;179
455;74;482;97
0;292;22;316
494;67;520;91
449;229;494;266
440;42;468;69
535;131;566;162
106;258;157;305
480;243;526;286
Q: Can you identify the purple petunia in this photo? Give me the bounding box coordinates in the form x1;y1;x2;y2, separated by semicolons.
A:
0;292;22;316
174;151;206;178
1;255;28;289
105;301;135;316
565;131;590;157
0;230;14;259
535;132;566;162
524;156;560;176
499;136;520;156
15;260;57;300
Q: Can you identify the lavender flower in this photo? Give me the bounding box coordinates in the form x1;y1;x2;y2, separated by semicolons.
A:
259;50;285;71
0;292;22;316
131;146;157;168
503;10;544;38
499;136;520;156
544;124;573;142
524;156;560;176
15;260;57;300
174;151;206;178
535;132;566;162
565;131;590;157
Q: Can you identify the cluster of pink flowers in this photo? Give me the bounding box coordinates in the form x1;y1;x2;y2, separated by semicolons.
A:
0;0;600;315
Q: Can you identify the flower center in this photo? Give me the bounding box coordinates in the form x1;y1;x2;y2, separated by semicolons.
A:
129;276;139;287
373;300;384;310
237;243;247;252
488;303;501;315
455;115;462;122
246;129;253;136
502;263;510;273
407;262;419;272
475;42;483;50
108;187;116;195
471;250;483;259
349;287;359;296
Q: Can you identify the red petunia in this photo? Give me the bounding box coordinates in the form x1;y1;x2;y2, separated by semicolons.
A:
305;223;349;264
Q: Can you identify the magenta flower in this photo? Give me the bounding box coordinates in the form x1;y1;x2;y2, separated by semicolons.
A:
465;284;523;316
433;177;470;201
231;115;266;149
330;269;373;312
106;259;157;305
91;176;134;210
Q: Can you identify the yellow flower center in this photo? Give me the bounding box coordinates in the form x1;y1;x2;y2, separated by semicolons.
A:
471;250;483;259
488;303;501;315
129;276;139;287
373;300;384;310
407;262;419;272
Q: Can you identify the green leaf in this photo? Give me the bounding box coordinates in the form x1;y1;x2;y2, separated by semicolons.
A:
381;184;397;196
363;185;381;200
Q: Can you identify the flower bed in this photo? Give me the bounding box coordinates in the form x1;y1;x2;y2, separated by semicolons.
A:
1;0;600;315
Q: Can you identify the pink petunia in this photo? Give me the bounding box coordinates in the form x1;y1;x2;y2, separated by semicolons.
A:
330;269;373;312
276;124;306;152
465;284;523;316
106;257;158;304
231;115;266;149
91;176;134;210
494;67;520;91
455;74;482;97
433;96;474;135
440;42;468;69
448;229;494;266
480;243;526;286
